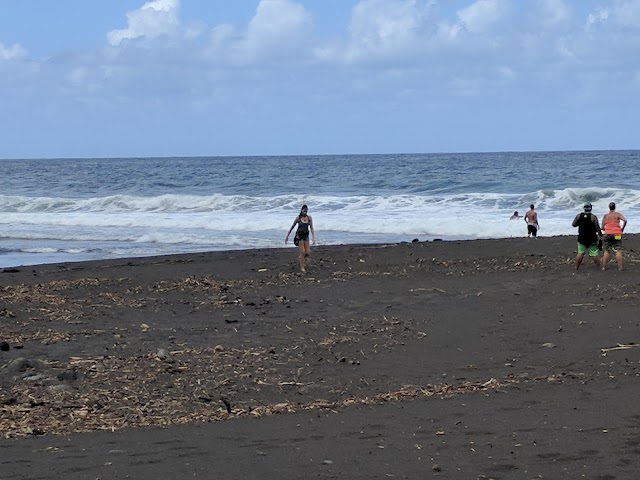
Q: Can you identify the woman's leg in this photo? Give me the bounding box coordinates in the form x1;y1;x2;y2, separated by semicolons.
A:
298;242;307;272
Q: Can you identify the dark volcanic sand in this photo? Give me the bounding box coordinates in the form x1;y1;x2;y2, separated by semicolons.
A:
1;236;639;479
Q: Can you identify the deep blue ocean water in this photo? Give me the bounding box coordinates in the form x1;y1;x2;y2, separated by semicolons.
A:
0;150;638;267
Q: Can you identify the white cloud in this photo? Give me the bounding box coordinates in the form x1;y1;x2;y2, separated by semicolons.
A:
107;0;180;46
497;65;515;79
236;0;314;62
6;1;640;115
0;42;26;61
208;24;236;51
585;1;640;31
330;0;435;63
614;0;640;27
535;0;571;27
435;21;464;41
457;0;508;34
585;8;610;31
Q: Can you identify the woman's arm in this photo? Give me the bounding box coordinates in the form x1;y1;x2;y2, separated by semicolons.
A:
309;216;316;243
285;218;297;242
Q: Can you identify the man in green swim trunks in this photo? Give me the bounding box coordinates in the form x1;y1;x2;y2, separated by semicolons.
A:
571;202;603;270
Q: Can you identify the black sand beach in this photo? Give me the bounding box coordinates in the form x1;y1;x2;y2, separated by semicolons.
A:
1;236;639;479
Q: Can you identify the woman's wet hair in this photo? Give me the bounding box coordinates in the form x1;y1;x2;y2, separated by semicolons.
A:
299;204;308;216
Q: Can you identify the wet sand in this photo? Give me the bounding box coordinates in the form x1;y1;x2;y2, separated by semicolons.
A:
1;235;639;479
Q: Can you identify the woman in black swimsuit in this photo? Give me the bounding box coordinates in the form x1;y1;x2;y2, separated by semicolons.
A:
285;204;315;272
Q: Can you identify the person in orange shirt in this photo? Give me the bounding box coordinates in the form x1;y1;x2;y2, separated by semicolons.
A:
601;202;627;271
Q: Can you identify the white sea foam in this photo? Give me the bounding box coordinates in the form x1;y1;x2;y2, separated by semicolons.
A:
0;188;634;213
0;188;638;244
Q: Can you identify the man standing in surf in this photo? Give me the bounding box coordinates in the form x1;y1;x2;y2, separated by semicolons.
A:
524;204;539;238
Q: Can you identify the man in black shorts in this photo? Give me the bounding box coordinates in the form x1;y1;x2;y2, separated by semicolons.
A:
601;202;627;271
524;204;539;238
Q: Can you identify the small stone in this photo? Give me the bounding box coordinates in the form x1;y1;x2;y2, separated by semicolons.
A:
48;384;73;393
57;370;81;382
5;357;39;373
156;348;171;360
272;403;289;413
22;373;48;382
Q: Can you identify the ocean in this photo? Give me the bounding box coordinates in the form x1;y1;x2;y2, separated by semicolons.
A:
0;150;638;268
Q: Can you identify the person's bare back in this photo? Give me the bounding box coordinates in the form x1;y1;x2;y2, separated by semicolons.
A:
524;210;537;224
524;204;539;237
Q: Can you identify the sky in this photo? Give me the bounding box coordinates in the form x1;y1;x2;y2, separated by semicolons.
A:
1;0;639;159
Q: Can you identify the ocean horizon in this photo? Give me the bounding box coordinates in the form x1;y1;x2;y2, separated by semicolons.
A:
1;149;638;268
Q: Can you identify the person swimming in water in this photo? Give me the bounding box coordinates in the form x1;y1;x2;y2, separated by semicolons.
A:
510;211;521;220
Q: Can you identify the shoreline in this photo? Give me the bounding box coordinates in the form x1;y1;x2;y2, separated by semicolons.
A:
0;232;594;272
1;234;639;478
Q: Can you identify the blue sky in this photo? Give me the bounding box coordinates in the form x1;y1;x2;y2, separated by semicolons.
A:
1;0;639;158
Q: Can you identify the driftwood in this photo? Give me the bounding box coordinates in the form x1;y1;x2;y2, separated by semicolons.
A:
600;343;639;353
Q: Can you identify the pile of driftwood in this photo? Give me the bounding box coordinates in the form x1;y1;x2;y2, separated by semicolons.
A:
1;341;517;438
